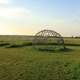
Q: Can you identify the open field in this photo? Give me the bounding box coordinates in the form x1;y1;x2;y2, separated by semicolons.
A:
0;35;80;80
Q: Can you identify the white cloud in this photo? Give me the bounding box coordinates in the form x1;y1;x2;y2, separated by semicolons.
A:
0;7;32;19
0;0;32;19
0;0;33;35
0;0;9;4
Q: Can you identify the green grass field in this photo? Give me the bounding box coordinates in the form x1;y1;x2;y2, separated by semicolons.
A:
0;36;80;80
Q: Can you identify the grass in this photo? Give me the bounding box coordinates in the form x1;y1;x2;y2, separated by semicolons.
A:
0;36;80;80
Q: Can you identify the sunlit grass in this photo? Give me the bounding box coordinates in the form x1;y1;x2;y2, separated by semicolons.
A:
0;36;80;80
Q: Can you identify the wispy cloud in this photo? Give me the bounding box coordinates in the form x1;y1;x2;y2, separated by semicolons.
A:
0;0;79;36
0;0;32;19
0;0;33;35
0;0;9;4
0;7;32;19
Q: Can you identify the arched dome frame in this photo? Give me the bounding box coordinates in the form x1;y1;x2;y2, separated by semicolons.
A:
33;29;65;51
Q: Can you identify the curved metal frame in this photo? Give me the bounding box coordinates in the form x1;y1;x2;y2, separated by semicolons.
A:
33;29;65;50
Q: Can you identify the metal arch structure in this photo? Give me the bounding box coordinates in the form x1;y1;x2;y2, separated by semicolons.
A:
33;29;65;51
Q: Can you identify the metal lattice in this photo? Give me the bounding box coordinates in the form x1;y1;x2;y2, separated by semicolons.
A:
33;29;65;51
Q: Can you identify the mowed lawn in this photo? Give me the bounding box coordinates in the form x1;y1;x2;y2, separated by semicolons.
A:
0;36;80;80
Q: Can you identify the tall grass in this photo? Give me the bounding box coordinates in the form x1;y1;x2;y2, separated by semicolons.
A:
0;36;80;80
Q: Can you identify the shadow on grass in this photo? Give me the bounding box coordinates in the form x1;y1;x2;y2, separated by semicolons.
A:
6;42;32;48
65;43;80;46
6;44;24;48
35;47;73;53
59;47;73;52
3;42;74;53
0;43;10;47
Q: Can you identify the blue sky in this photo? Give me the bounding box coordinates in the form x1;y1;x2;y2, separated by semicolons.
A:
0;0;80;36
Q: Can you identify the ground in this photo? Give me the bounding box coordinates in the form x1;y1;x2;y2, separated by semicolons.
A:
0;36;80;80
